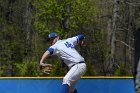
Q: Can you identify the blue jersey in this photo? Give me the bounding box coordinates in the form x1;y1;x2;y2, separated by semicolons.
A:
47;35;85;68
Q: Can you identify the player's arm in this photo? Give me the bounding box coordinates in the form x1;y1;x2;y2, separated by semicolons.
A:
68;34;87;47
40;50;50;66
40;48;54;66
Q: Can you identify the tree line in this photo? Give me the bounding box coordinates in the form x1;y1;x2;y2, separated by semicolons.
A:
0;0;140;76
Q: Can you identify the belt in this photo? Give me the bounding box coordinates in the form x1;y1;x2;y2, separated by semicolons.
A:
71;61;85;68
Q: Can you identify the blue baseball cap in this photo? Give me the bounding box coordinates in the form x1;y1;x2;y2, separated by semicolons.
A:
48;32;58;39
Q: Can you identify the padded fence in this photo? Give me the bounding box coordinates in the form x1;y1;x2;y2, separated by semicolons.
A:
0;77;135;93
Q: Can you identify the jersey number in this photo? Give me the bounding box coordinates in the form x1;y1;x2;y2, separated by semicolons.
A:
64;42;74;48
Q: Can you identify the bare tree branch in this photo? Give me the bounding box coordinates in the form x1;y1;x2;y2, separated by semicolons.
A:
115;39;134;50
126;2;140;7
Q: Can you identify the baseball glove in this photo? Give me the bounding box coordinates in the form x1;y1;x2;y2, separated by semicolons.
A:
41;64;52;75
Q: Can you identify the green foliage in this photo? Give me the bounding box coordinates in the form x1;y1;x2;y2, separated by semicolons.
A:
0;64;9;76
33;0;63;33
33;0;96;34
84;60;96;76
115;64;130;76
1;27;23;62
31;0;98;77
0;0;135;77
51;61;67;76
0;24;26;76
14;60;40;76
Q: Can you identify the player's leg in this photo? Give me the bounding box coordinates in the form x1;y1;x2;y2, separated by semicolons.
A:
61;85;78;93
61;84;69;93
62;63;86;93
69;81;78;93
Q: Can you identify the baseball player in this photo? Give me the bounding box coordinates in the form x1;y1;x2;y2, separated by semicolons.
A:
40;32;87;93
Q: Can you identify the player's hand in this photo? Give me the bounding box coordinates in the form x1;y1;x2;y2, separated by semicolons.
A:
80;40;87;47
40;63;52;67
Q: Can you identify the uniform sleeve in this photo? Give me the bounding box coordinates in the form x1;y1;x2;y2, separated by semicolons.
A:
68;34;85;45
47;46;56;55
77;34;85;41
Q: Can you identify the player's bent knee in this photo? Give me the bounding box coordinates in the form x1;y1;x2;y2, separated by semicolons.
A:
63;78;70;86
63;78;76;86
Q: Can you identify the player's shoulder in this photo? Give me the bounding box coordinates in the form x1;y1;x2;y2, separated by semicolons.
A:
66;36;77;40
52;40;64;46
65;36;78;43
